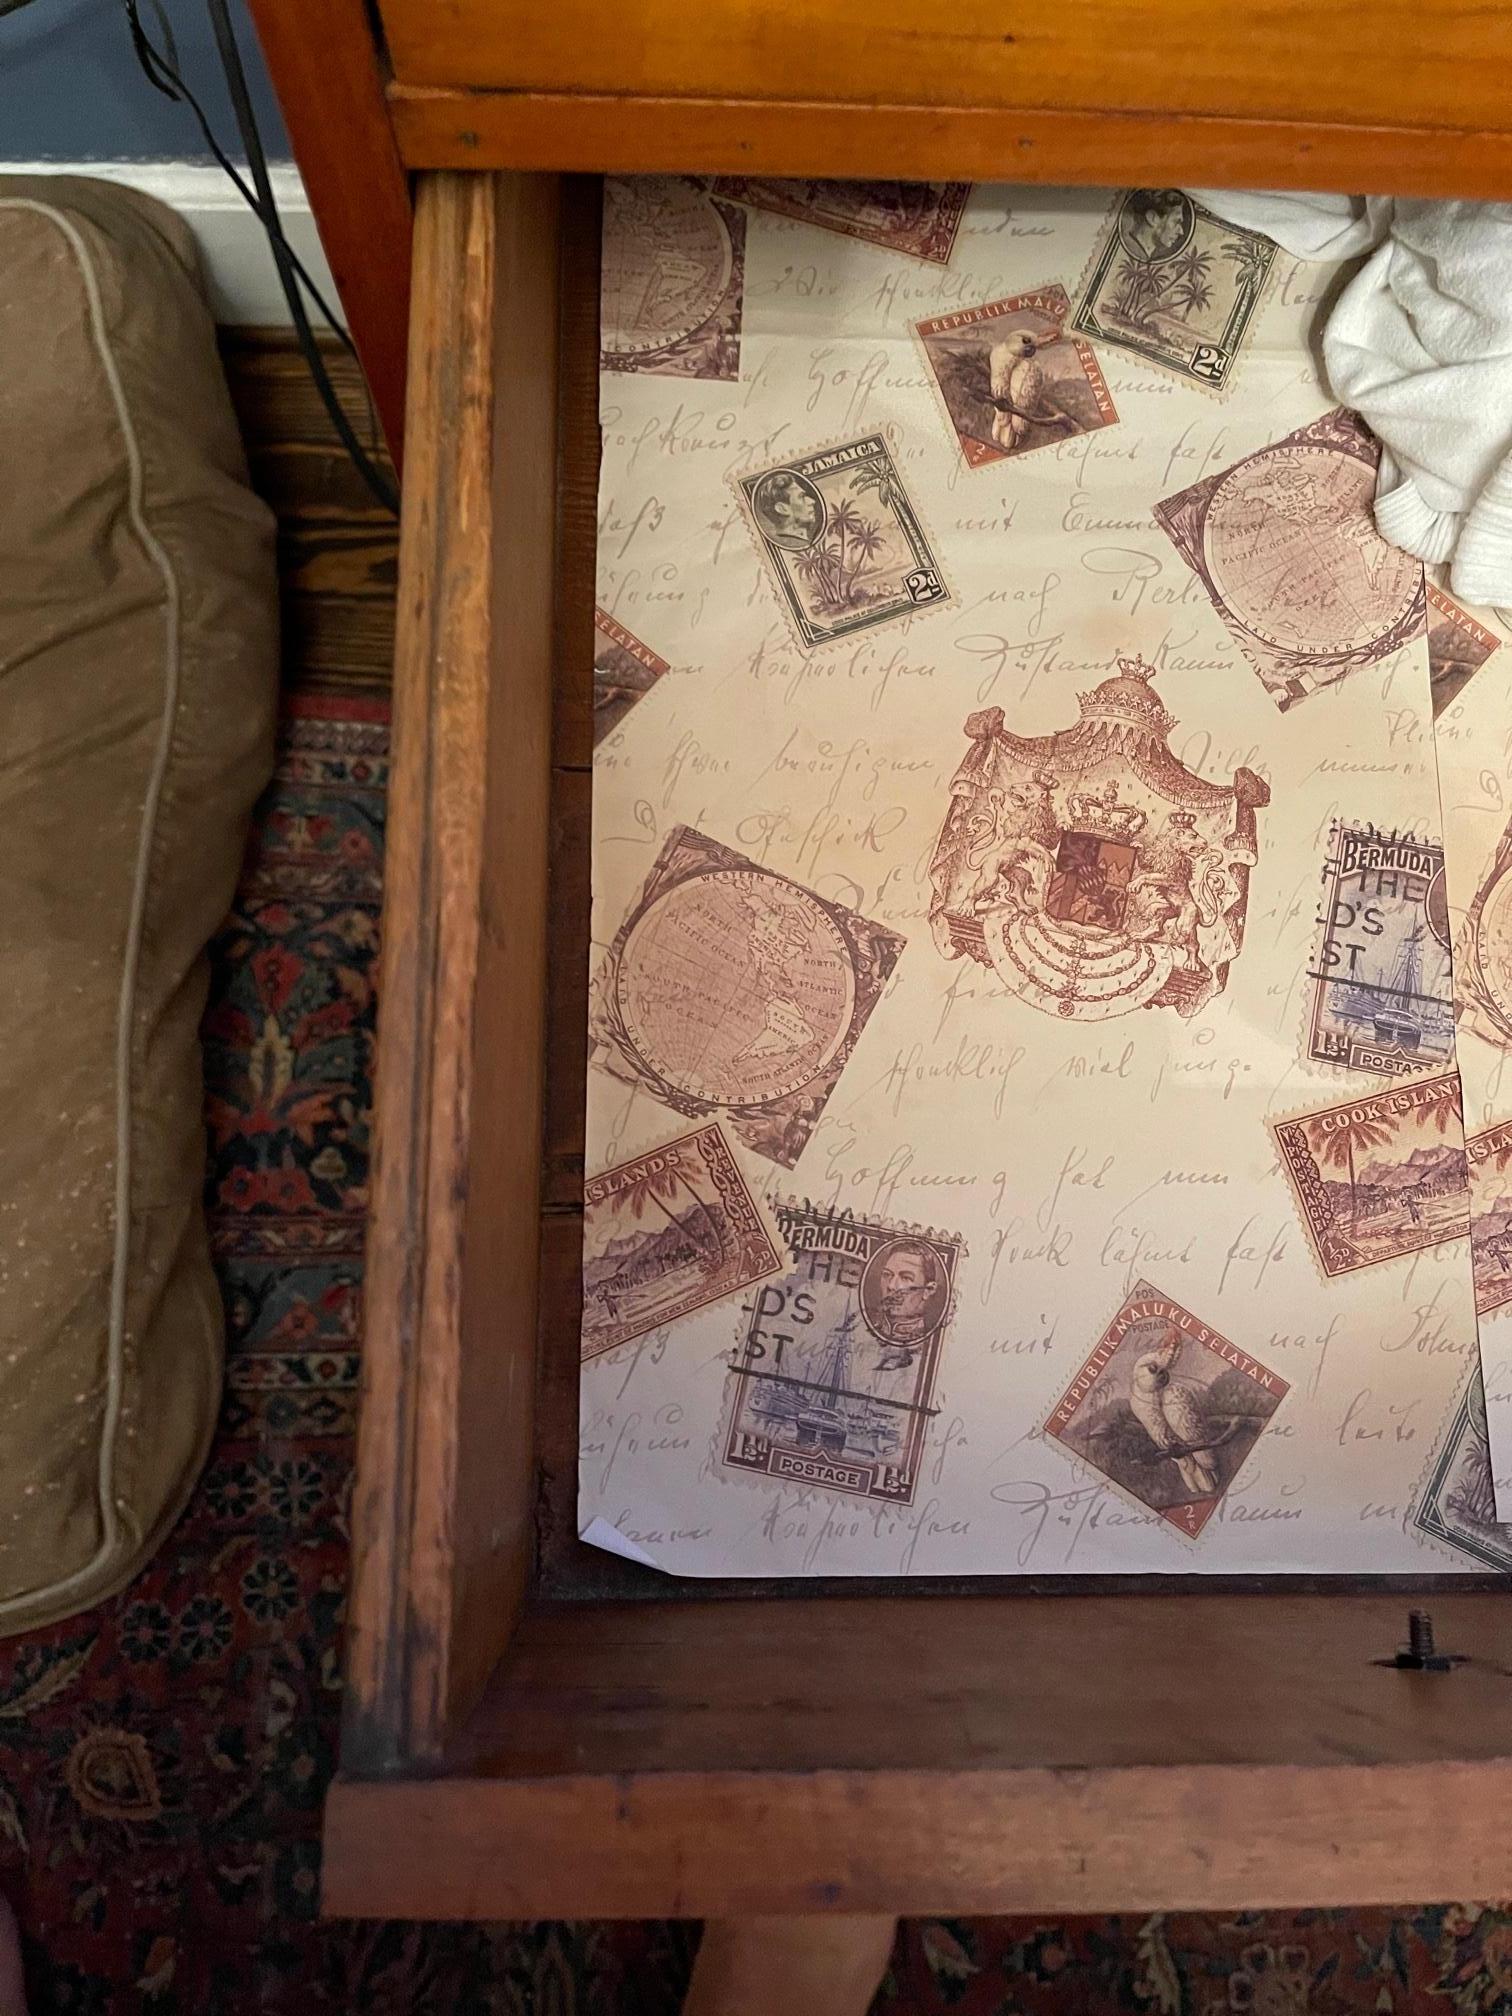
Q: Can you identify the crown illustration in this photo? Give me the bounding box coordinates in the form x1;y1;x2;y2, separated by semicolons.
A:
1065;779;1148;843
1077;654;1176;738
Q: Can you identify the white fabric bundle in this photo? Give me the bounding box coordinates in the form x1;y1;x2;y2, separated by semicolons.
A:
1192;189;1512;609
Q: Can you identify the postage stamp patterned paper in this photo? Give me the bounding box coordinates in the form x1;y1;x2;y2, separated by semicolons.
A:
1467;1122;1512;1316
581;1123;786;1360
593;608;671;747
1042;1279;1289;1540
1305;822;1454;1078
1070;189;1276;392
1410;1361;1512;1572
1271;1072;1469;1280
720;1200;962;1507
1427;581;1503;718
734;433;950;651
600;177;745;380
915;284;1118;470
710;177;970;265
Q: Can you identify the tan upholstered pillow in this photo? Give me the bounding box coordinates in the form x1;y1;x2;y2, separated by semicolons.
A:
0;177;278;1632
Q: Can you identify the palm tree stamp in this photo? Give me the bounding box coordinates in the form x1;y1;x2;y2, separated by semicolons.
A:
1042;1281;1289;1539
710;178;970;266
1271;1072;1469;1279
735;434;949;650
1411;1363;1512;1571
915;284;1119;470
1071;188;1276;391
581;1123;786;1360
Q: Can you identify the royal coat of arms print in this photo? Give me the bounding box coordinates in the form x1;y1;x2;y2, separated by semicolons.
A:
928;657;1269;1020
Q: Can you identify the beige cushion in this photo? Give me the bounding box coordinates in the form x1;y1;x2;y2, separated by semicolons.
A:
0;177;278;1632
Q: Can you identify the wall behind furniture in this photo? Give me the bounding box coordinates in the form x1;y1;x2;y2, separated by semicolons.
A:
0;0;289;159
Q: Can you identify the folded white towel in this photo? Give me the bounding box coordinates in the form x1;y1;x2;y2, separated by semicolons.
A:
1191;190;1512;608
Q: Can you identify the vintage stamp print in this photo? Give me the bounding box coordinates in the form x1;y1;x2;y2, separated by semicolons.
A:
720;1201;962;1506
581;1123;786;1360
1411;1364;1512;1572
1306;823;1454;1078
600;176;745;380
1270;1072;1469;1280
1042;1280;1289;1540
593;608;671;747
915;285;1118;470
1155;409;1427;711
589;826;906;1169
1459;813;1512;1053
735;434;949;650
1468;1123;1512;1317
710;177;969;266
1427;582;1502;719
1071;188;1275;391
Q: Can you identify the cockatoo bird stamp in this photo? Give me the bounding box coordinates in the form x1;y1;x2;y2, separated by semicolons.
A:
1043;1281;1289;1538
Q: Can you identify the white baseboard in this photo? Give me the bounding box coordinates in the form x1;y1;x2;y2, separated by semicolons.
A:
1;160;335;327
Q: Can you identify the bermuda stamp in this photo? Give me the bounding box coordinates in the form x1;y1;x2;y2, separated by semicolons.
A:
1410;1363;1512;1572
1070;188;1276;391
589;826;906;1169
593;608;671;747
581;1123;786;1361
735;433;950;650
1155;408;1426;711
1270;1072;1469;1280
720;1201;962;1506
1042;1280;1289;1540
1467;1122;1512;1317
1306;823;1454;1078
710;177;970;266
915;284;1119;470
1427;581;1503;719
1459;812;1512;1052
600;176;745;380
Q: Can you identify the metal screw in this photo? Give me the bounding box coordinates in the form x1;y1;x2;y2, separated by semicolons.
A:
1390;1608;1461;1672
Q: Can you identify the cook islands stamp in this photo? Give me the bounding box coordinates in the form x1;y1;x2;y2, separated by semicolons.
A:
593;608;671;747
1042;1280;1289;1540
1410;1363;1512;1572
1070;188;1276;391
1270;1072;1469;1280
1459;812;1512;1052
581;1123;786;1360
589;826;906;1170
720;1201;962;1507
1427;581;1503;719
735;434;949;650
1155;408;1427;710
711;177;970;266
1468;1123;1512;1317
915;285;1118;470
1306;823;1454;1078
600;176;746;380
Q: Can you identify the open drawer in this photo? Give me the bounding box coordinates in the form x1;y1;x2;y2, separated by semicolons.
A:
321;171;1512;1922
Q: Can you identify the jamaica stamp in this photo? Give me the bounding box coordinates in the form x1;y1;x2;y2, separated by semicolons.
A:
1306;823;1454;1078
1042;1280;1288;1540
720;1200;962;1507
589;826;906;1170
581;1123;786;1361
1410;1363;1512;1573
1467;1122;1512;1317
1071;188;1275;392
1426;581;1503;719
1270;1072;1469;1280
915;284;1118;470
593;608;671;747
735;433;950;651
711;177;970;266
600;176;745;380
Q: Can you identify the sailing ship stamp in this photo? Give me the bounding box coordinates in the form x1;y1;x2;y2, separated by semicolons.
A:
593;608;671;747
1306;823;1454;1077
589;826;906;1169
1411;1363;1512;1572
1459;811;1512;1052
1467;1122;1512;1317
581;1123;786;1361
1042;1280;1289;1540
600;176;746;380
735;433;949;651
1426;582;1503;718
710;177;970;266
1154;408;1427;710
720;1201;962;1506
1270;1072;1469;1280
914;284;1119;470
1070;189;1275;391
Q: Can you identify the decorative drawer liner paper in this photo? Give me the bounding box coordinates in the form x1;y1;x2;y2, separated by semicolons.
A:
581;178;1512;1577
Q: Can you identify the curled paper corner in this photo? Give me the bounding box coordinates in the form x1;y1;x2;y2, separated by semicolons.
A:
579;1515;664;1571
